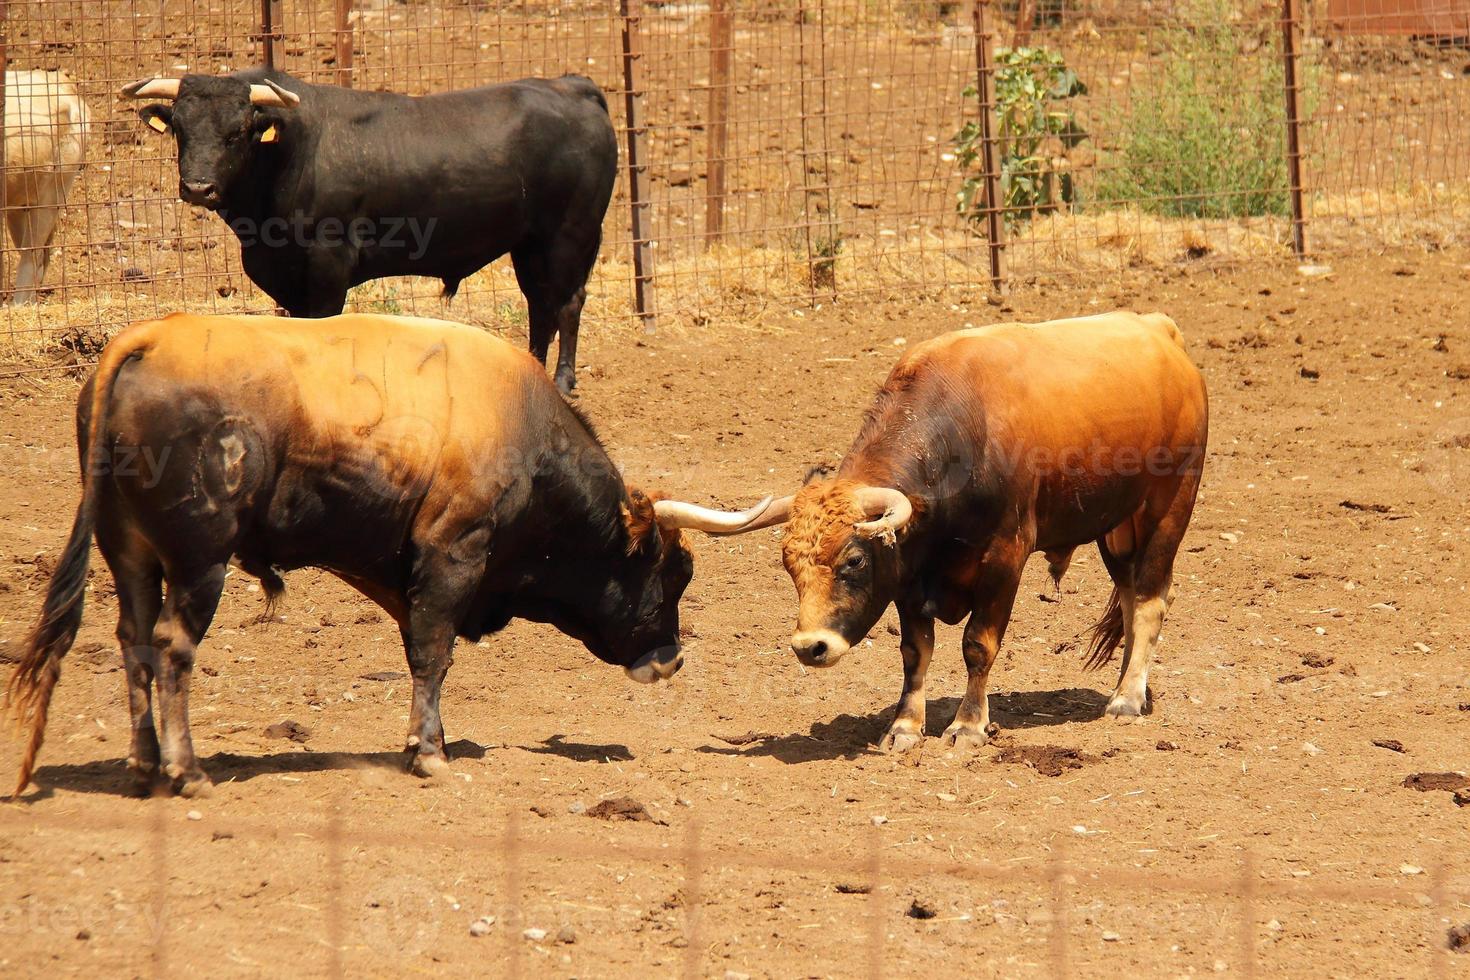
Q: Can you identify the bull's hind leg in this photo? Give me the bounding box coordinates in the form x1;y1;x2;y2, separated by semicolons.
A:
552;285;588;394
107;546;165;792
153;563;227;797
1110;580;1166;720
513;246;560;376
1102;478;1197;721
512;233;599;395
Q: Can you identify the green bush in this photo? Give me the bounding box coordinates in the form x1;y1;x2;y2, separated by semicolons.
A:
1094;0;1294;219
955;46;1088;228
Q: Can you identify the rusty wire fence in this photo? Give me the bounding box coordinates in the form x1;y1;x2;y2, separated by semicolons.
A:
0;0;1467;371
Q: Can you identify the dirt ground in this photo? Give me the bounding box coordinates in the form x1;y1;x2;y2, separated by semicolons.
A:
0;249;1468;978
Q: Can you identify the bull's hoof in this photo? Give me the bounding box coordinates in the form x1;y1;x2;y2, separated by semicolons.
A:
165;762;212;796
176;775;214;799
410;752;450;779
1104;696;1145;722
879;727;923;753
939;723;992;752
554;370;577;396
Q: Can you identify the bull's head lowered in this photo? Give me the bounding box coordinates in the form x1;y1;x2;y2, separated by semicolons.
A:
654;482;914;667
121;74;299;209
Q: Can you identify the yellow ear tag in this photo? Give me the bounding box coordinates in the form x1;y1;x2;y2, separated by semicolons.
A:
259;124;278;144
146;114;169;133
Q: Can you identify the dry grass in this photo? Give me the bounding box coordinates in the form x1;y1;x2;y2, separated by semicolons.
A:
1;185;1464;375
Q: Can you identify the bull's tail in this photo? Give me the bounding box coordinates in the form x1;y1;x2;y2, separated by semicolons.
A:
6;330;139;797
1081;587;1126;671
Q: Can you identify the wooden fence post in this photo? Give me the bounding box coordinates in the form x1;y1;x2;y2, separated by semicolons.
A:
973;0;1004;292
621;0;657;330
1281;0;1307;257
705;0;732;245
335;0;354;88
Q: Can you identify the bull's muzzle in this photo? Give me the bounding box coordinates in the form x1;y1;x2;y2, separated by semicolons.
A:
180;179;221;209
624;645;684;684
791;630;849;668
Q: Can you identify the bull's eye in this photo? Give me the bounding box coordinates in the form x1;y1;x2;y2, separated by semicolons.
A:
840;552;867;575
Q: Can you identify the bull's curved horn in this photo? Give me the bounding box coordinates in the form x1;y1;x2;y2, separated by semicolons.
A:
120;76;180;101
853;487;912;538
250;79;300;108
654;494;792;535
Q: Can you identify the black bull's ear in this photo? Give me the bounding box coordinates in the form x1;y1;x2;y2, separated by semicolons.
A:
138;104;172;134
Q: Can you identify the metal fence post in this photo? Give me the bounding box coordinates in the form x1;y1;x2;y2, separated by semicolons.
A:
973;0;1004;293
259;0;282;69
796;0;836;298
705;0;732;245
0;1;8;303
1281;0;1307;258
1013;0;1035;47
621;0;657;330
335;0;355;88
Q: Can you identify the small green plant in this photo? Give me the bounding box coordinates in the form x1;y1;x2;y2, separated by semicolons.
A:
955;46;1088;228
495;299;528;328
810;234;843;290
1093;0;1298;219
348;283;403;316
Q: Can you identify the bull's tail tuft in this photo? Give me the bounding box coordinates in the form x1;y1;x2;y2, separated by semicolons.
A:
1081;587;1125;671
254;566;287;625
6;493;97;798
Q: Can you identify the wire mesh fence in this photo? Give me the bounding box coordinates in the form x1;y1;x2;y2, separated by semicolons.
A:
1;798;1466;976
0;0;1467;369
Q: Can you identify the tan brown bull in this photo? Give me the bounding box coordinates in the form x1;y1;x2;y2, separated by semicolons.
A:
673;311;1209;751
5;312;770;797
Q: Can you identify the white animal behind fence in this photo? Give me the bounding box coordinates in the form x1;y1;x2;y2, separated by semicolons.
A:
4;69;90;305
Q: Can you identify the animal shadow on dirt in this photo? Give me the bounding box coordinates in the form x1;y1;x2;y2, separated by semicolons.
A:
980;687;1110;728
695;688;1109;764
696;711;887;763
522;734;635;763
22;738;491;800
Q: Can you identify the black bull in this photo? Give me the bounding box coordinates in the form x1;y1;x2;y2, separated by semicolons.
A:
124;68;618;393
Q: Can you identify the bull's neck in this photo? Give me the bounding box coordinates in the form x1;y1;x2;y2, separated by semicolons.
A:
536;432;633;564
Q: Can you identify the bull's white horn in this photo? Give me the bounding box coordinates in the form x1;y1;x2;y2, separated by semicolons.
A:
653;494;792;535
120;76;181;101
250;79;301;108
853;487;913;538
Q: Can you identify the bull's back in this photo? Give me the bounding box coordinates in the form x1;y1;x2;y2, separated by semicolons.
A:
111;312;544;472
914;311;1206;453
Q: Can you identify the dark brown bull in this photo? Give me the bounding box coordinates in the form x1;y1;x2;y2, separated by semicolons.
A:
4;312;770;797
687;312;1209;751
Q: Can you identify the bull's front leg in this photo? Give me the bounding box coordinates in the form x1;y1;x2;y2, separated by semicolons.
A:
879;602;933;752
399;544;484;777
941;544;1026;751
400;617;454;777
